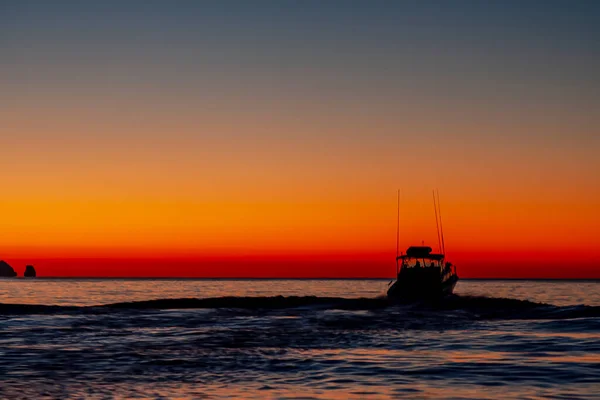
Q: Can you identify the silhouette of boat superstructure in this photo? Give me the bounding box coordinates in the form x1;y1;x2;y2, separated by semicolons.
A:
387;191;459;300
387;245;458;299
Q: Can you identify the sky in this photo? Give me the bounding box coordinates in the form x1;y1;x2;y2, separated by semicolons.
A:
1;1;599;278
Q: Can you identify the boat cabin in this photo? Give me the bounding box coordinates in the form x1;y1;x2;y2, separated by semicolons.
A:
389;245;458;298
396;246;454;275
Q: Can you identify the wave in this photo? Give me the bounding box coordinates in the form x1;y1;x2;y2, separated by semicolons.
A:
1;295;600;321
104;295;389;311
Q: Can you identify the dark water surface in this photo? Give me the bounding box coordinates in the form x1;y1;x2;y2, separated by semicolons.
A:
0;279;599;399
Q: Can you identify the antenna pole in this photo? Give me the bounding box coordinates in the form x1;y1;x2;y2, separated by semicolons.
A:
433;190;442;253
396;189;400;258
436;190;446;255
396;189;400;274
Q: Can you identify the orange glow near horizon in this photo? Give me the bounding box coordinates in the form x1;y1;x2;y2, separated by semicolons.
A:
1;187;598;278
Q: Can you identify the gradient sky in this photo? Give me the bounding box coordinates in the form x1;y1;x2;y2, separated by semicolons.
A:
1;1;599;278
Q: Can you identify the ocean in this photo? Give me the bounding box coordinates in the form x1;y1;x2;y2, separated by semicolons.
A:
0;279;599;399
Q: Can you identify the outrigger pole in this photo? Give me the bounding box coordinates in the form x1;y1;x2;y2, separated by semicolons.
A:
436;190;446;255
433;190;442;254
396;189;400;274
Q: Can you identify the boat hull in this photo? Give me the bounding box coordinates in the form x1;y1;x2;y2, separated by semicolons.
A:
387;273;458;300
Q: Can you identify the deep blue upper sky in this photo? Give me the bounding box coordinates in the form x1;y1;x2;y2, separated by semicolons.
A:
1;1;598;196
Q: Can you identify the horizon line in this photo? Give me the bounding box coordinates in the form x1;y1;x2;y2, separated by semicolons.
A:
7;277;600;281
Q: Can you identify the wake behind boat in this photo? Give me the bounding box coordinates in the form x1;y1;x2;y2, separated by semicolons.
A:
387;190;459;300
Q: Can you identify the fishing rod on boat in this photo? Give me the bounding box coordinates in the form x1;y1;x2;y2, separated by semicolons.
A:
396;189;400;275
436;190;446;256
433;190;442;254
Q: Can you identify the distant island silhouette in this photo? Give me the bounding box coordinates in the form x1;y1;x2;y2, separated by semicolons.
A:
0;261;37;278
24;265;37;278
0;260;17;278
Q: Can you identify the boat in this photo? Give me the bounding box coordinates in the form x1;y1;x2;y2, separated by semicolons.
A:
387;245;458;299
387;191;459;300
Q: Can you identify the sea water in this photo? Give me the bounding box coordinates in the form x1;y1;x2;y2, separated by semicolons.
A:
0;279;599;399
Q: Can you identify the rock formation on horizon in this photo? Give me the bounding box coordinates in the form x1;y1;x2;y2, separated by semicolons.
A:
24;265;37;278
0;260;17;278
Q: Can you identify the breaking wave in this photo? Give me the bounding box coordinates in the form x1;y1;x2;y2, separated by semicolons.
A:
1;295;600;321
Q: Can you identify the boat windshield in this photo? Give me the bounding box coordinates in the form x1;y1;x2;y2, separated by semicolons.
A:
401;257;443;269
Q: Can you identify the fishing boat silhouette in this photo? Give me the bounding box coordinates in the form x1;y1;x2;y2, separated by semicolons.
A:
387;190;459;300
